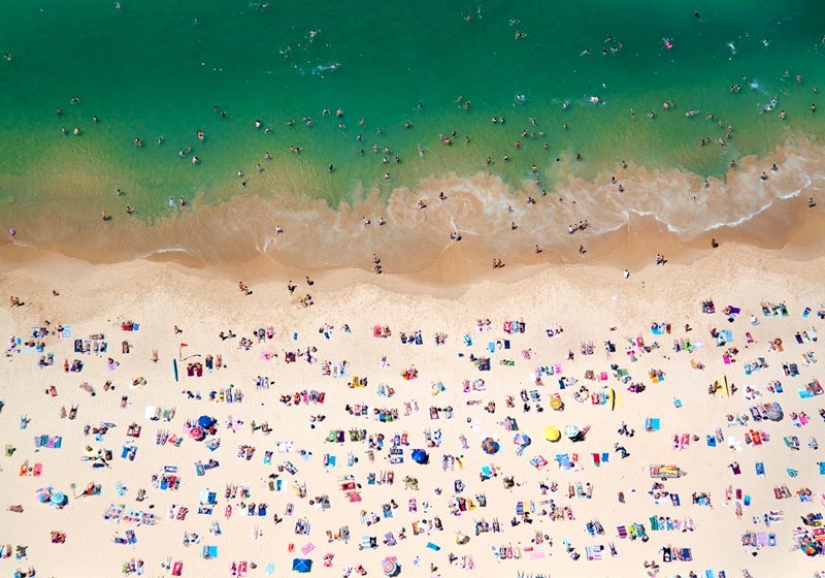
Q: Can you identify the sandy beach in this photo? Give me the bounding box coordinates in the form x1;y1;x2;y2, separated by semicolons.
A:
5;3;825;577
1;237;824;578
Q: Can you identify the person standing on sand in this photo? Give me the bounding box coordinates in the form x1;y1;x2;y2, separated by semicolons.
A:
624;269;630;279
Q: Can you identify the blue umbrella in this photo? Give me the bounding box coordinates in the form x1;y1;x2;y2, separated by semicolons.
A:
198;415;214;428
411;449;429;465
481;437;500;455
292;558;313;573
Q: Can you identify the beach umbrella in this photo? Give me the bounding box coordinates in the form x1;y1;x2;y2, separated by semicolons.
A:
765;404;783;421
198;415;214;428
802;540;818;556
514;433;532;446
36;487;52;503
50;492;68;507
543;426;561;442
481;437;500;455
292;558;312;573
190;427;205;441
382;557;400;577
411;449;429;465
563;425;579;438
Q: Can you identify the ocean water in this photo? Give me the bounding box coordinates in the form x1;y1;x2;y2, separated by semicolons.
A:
1;0;824;265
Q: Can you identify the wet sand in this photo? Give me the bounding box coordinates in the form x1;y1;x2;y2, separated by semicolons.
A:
1;137;823;282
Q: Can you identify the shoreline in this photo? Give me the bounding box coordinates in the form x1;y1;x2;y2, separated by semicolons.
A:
1;135;823;286
1;191;822;297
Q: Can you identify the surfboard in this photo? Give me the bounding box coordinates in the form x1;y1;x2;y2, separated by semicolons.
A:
609;388;616;411
173;359;179;382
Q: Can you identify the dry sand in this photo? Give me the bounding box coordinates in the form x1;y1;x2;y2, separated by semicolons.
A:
1;240;824;578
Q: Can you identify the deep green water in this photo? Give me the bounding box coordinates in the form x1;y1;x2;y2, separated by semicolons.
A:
1;0;824;251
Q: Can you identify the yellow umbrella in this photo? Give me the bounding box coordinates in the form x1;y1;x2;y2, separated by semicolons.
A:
543;426;561;442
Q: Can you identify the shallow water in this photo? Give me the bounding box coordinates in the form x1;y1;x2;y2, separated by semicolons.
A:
1;0;824;265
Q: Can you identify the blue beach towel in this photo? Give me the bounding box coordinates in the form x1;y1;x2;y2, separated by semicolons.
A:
645;418;661;431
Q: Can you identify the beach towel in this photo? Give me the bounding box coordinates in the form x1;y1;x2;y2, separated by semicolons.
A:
585;546;603;560
645;418;660;431
202;545;218;559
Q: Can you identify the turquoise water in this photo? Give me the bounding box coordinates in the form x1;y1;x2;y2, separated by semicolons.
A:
1;0;825;260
